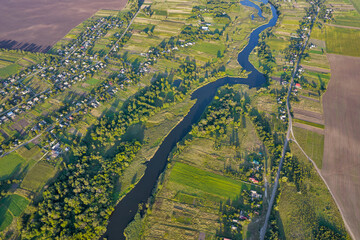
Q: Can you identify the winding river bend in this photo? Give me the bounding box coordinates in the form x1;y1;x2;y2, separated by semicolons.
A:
103;1;278;239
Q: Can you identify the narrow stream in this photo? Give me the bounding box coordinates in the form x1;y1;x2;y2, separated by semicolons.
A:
103;1;278;239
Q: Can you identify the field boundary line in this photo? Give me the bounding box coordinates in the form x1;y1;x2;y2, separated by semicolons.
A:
291;138;355;240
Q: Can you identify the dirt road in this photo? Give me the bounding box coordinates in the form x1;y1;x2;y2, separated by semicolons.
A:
322;54;360;240
0;0;127;52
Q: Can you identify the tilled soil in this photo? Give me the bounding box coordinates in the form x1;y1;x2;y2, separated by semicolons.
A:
293;108;324;125
322;54;360;240
0;0;127;52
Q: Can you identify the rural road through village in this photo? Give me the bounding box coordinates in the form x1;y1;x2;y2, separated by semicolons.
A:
260;7;319;239
260;7;355;239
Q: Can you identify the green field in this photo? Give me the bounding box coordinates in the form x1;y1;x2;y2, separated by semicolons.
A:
191;41;226;56
334;10;360;27
170;162;252;200
293;118;324;129
0;153;26;180
0;64;22;78
349;0;360;14
277;143;349;239
21;162;56;192
16;145;42;160
0;50;44;78
0;208;12;231
324;26;360;57
84;77;101;86
0;194;29;217
293;126;324;168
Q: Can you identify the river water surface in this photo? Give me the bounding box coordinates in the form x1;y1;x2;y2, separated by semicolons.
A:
103;1;278;239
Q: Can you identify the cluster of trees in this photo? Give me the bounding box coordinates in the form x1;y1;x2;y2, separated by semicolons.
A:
90;72;188;146
20;60;205;238
265;207;281;240
315;225;347;240
234;152;264;182
219;200;243;240
189;1;234;24
192;86;245;140
218;189;262;240
180;24;223;41
248;106;285;177
281;153;307;191
143;5;154;17
20;141;141;239
205;0;235;24
256;31;276;84
190;86;268;183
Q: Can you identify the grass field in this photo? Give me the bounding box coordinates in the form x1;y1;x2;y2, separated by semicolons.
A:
0;153;26;181
0;64;22;78
0;194;29;217
293;118;324;129
334;10;360;27
140;160;255;239
324;26;360;57
0;50;44;78
16;145;42;160
21;162;56;192
349;0;360;14
0;208;12;231
293;126;324;168
276;142;349;239
292;97;323;114
170;162;252;200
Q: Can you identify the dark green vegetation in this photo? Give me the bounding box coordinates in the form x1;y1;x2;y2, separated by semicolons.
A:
293;118;325;129
0;0;354;237
20;142;141;239
260;0;353;238
0;194;29;231
0;153;25;180
135;85;270;239
0;0;267;237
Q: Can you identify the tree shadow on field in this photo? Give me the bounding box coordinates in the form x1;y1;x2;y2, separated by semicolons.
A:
275;209;286;240
0;39;50;53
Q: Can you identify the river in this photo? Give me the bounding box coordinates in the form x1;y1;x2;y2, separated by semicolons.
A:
103;0;278;239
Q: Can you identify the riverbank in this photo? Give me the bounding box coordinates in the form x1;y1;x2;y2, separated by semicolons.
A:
103;0;278;238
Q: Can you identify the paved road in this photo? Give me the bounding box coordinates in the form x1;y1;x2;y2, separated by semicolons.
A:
259;8;319;239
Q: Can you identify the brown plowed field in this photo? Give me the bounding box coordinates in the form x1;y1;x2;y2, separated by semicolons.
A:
0;0;127;52
293;108;324;125
302;64;331;73
322;54;360;240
